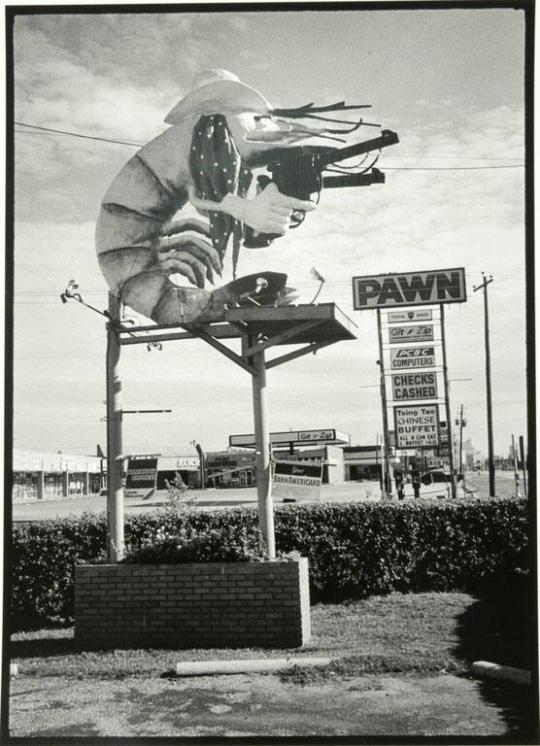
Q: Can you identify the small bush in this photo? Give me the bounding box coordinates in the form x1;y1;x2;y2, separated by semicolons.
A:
10;498;531;630
123;523;265;564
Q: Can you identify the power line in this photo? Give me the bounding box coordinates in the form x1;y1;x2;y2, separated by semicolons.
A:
384;165;524;171
14;122;526;170
14;121;144;148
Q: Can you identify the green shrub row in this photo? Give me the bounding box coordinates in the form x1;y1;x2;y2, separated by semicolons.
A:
10;498;531;630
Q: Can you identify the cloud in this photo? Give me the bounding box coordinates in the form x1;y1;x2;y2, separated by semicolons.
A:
10;13;528;456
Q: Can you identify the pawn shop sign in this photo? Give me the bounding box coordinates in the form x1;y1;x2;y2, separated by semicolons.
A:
352;268;466;310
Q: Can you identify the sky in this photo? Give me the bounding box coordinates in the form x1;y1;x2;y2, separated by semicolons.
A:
10;3;530;459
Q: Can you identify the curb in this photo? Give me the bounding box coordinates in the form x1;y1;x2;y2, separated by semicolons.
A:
471;660;531;686
176;657;332;676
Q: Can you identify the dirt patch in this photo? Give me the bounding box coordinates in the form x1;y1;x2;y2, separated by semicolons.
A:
9;671;518;738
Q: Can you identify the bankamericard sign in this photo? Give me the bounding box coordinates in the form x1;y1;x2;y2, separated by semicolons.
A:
352;268;466;310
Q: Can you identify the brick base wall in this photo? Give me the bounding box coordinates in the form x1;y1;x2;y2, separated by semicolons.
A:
74;559;310;650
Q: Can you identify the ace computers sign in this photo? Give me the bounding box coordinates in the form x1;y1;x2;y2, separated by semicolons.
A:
391;346;436;369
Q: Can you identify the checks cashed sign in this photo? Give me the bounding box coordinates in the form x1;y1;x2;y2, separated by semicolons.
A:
352;268;466;310
391;372;438;401
394;405;440;448
272;460;323;502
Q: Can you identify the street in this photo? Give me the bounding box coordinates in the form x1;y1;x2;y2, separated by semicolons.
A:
12;471;520;522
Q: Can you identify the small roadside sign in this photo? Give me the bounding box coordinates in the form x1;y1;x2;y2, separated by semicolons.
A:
388;324;434;344
272;460;323;502
124;455;158;498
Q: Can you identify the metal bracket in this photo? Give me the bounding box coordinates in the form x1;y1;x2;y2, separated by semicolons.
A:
241;319;322;358
266;340;334;369
195;329;258;375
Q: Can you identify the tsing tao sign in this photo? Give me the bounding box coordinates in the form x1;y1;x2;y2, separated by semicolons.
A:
394;405;440;449
352;268;466;310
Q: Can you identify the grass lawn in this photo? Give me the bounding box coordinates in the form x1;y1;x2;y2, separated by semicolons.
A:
10;590;536;739
11;591;499;680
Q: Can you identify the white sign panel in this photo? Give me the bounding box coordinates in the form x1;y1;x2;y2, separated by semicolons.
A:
229;429;349;447
388;309;433;323
389;325;434;344
297;429;334;442
390;346;436;369
272;461;323;502
394;405;440;448
352;268;466;309
392;372;438;401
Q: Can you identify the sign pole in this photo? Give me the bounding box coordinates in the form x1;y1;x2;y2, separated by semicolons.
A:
458;404;464;476
247;336;276;559
440;305;457;499
106;292;124;561
519;435;528;498
376;309;392;497
511;434;520;497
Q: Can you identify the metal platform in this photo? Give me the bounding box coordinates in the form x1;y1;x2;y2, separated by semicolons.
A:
118;303;357;374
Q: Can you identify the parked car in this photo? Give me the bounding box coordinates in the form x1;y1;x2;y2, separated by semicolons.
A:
421;469;452;486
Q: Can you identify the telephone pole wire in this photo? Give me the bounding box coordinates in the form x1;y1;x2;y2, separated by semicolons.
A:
473;273;495;497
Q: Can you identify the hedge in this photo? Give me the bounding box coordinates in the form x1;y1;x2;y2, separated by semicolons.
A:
10;498;531;630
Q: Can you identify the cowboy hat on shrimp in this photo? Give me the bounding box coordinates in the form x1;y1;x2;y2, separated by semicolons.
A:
165;69;342;157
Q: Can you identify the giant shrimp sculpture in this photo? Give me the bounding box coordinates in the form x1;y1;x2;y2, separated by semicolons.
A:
96;69;397;325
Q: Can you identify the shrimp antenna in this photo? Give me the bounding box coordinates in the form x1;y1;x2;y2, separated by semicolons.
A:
271;101;372;118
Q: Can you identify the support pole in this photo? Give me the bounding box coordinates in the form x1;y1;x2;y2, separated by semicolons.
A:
376;310;392;498
440;305;457;499
106;293;124;562
248;338;276;559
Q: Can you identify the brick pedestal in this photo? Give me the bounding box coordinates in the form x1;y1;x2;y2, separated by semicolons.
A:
74;559;310;650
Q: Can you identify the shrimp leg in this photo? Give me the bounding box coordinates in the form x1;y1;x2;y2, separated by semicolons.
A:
158;234;223;288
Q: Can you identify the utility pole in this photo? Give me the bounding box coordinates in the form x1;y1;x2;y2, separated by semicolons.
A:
473;274;495;497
